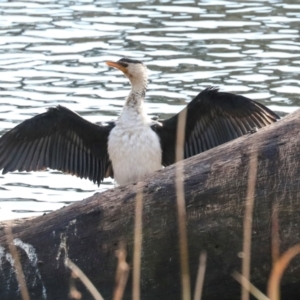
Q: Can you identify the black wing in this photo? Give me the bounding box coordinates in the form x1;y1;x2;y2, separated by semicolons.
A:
0;106;114;185
152;87;280;166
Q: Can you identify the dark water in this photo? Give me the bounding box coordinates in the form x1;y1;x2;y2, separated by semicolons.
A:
0;0;299;220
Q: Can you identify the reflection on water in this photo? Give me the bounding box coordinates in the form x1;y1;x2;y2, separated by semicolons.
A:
0;0;299;220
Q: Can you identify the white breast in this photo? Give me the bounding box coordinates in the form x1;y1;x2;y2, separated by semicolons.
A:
108;109;162;185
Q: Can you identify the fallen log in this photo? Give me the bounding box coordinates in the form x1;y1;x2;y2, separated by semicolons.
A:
0;109;300;300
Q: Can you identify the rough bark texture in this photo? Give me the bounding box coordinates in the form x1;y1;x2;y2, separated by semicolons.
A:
0;110;300;300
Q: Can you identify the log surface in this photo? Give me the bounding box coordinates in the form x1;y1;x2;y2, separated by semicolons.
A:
0;110;300;300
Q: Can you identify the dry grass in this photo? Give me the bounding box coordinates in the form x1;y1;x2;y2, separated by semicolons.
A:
65;258;104;300
113;242;130;300
271;202;280;265
193;251;207;300
132;183;143;300
69;271;82;299
267;244;300;300
242;149;258;300
232;271;269;300
5;221;30;300
175;108;191;300
66;242;130;300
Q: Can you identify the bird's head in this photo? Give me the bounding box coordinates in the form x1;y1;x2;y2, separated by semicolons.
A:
106;58;148;95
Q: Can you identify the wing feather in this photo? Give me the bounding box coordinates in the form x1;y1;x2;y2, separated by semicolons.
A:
153;87;280;166
0;105;114;185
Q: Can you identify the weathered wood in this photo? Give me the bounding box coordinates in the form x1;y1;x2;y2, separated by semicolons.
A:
0;110;300;300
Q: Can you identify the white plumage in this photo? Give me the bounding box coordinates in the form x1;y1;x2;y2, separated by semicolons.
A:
108;106;161;185
107;59;162;185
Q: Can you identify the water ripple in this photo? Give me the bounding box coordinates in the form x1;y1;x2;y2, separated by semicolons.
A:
0;0;299;220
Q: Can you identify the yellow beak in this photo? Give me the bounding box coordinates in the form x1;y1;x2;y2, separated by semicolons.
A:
106;61;127;74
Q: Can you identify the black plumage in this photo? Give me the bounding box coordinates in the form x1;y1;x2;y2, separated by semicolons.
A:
152;87;279;166
0;106;114;185
0;87;279;186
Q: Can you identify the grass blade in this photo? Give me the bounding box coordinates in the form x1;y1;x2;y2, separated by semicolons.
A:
175;108;191;300
65;258;104;300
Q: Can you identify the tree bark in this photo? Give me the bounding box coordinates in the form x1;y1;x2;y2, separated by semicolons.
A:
0;110;300;300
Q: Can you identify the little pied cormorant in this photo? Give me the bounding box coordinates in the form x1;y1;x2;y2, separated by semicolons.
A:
0;58;280;186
